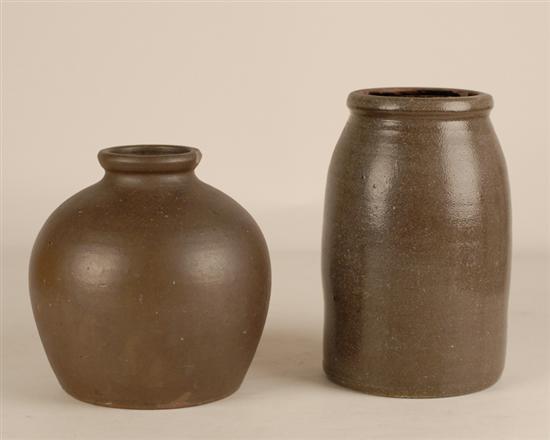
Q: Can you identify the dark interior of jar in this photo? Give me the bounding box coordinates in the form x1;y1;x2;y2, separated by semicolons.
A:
110;145;192;156
369;89;478;98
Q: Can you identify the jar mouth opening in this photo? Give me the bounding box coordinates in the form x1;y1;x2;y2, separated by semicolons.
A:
98;145;202;173
368;88;479;98
348;87;493;114
107;145;195;156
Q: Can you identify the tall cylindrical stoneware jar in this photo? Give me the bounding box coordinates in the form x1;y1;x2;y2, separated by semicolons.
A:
30;145;271;409
322;88;511;397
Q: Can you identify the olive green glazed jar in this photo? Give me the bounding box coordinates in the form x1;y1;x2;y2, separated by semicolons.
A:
322;88;511;398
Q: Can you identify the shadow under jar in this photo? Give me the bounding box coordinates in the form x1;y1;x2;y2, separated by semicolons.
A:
322;88;511;398
29;145;271;409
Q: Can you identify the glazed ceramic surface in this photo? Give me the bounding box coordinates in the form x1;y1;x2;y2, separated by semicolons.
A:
322;88;511;397
30;145;271;409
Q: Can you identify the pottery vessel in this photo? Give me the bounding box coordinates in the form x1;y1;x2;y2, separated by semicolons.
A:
322;88;511;397
29;145;271;409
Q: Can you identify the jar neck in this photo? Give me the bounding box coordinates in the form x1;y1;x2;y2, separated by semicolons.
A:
101;169;199;188
95;145;202;188
350;108;491;121
98;145;202;173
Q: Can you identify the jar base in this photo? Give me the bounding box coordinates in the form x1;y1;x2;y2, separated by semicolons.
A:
324;366;502;399
59;383;242;410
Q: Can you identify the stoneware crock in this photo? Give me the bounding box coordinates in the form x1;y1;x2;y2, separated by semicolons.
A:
29;145;271;409
322;88;511;398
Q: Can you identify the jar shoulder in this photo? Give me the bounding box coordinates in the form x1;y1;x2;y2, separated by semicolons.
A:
30;177;269;281
327;115;509;199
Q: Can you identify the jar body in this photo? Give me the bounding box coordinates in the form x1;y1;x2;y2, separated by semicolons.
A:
29;147;271;408
322;91;511;397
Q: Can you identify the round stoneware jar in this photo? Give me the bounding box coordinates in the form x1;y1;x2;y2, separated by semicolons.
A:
322;88;511;398
30;145;271;409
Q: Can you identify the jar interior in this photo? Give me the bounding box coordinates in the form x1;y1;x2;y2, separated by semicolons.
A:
368;89;479;98
109;145;193;156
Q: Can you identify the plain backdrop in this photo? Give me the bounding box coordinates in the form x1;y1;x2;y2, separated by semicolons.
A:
1;2;549;439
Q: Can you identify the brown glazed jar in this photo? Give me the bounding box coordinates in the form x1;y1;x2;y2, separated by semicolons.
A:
322;88;511;398
29;145;271;409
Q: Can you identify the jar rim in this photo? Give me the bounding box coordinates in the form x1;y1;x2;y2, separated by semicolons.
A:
98;145;202;173
347;87;493;114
